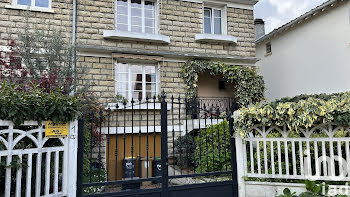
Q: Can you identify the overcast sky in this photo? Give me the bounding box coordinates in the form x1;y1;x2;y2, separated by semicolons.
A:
254;0;329;33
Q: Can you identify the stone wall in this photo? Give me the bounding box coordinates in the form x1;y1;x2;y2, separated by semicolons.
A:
76;0;256;57
0;0;73;45
76;57;187;105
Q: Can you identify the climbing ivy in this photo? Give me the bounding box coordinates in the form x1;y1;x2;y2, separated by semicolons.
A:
234;92;350;138
180;59;265;106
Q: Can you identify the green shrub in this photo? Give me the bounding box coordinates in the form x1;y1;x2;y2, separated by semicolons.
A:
235;92;350;138
195;121;231;172
279;188;298;197
174;135;196;170
272;92;345;105
280;180;348;197
0;82;80;125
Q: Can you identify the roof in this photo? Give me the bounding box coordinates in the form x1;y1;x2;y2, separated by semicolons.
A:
231;0;259;5
215;0;259;5
255;0;347;44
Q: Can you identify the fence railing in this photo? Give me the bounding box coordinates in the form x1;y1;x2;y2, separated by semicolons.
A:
236;122;350;197
187;97;235;119
0;120;78;197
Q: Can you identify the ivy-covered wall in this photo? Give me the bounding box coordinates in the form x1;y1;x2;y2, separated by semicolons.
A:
181;59;265;106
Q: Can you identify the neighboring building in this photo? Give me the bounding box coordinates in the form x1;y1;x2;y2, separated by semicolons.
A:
0;0;259;180
255;0;350;101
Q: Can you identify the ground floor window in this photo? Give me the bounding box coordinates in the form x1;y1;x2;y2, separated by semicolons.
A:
115;62;159;102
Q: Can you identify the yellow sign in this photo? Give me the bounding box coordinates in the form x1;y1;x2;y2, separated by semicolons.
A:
45;121;68;138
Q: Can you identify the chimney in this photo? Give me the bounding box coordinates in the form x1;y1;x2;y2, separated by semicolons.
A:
254;18;265;39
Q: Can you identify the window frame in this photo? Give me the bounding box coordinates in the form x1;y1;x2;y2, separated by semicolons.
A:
203;5;227;35
115;0;159;34
13;0;51;9
114;62;160;103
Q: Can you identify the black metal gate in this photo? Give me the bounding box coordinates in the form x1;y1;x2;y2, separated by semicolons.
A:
76;94;239;197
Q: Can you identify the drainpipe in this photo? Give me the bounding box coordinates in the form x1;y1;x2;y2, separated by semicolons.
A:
71;0;77;95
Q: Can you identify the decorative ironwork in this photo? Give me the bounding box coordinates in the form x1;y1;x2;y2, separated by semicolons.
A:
187;97;235;119
76;94;239;197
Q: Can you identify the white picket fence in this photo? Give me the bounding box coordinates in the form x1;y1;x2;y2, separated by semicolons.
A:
0;120;78;197
236;123;350;197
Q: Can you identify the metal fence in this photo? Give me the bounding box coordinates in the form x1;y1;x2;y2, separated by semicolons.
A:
77;94;239;197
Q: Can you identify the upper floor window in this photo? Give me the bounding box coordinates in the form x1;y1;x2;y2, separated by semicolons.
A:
115;63;159;102
116;0;156;34
266;42;272;55
204;7;222;34
15;0;50;8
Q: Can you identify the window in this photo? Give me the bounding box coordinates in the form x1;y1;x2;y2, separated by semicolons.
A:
204;7;222;34
116;0;156;34
266;42;272;55
115;63;159;102
218;79;228;91
14;0;50;8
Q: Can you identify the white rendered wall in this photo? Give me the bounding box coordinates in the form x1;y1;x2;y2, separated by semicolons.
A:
256;1;350;101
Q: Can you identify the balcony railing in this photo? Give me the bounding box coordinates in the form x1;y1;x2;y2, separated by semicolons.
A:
187;97;236;119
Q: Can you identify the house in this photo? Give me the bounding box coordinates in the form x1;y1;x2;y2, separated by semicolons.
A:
0;0;259;181
255;0;350;101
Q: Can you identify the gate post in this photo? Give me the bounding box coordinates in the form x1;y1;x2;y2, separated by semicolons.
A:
161;94;169;197
66;120;79;197
234;131;246;197
229;117;239;197
76;117;85;197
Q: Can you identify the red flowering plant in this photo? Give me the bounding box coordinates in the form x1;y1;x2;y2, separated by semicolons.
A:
0;40;29;86
0;39;74;94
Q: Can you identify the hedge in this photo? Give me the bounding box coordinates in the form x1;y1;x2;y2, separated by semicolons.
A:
0;82;80;125
235;92;350;138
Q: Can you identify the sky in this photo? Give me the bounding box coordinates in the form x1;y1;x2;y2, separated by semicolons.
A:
254;0;329;33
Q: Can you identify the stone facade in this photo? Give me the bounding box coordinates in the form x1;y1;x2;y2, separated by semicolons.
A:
76;0;256;57
74;0;256;106
0;0;257;173
0;0;257;103
0;0;73;45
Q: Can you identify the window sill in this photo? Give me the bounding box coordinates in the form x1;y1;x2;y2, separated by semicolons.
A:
195;34;237;44
103;30;170;44
5;5;54;13
105;102;172;110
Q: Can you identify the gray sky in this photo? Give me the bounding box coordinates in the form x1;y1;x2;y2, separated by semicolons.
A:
254;0;329;33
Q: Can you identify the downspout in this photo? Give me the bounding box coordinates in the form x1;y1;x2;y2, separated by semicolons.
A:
71;0;77;95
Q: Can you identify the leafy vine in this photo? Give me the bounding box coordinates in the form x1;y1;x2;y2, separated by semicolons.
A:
180;59;265;106
234;92;350;138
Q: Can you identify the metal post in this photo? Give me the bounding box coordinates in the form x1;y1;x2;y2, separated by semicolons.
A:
77;117;85;197
229;117;239;197
230;101;240;197
161;94;168;197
